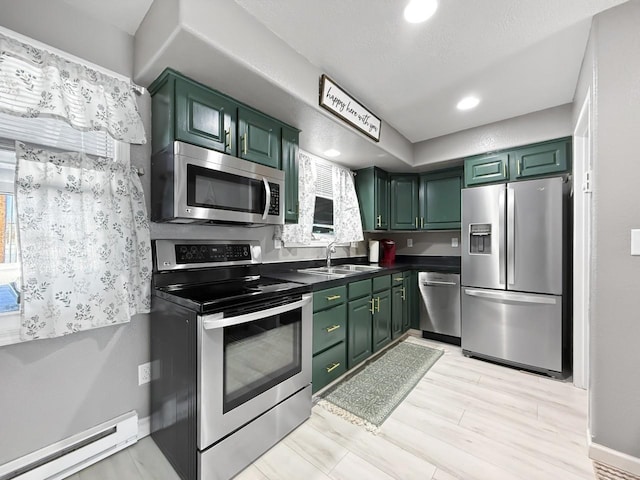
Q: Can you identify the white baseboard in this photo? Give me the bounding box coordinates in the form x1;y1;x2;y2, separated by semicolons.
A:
138;415;151;439
589;434;640;477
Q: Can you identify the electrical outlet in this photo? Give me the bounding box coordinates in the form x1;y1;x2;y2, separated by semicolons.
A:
451;237;459;248
138;362;151;386
407;238;413;248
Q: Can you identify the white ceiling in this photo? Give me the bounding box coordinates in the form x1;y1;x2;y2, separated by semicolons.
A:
65;0;627;158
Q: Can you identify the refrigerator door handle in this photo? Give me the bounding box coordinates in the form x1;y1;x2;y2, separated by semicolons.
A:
507;186;515;286
498;189;506;286
463;288;557;305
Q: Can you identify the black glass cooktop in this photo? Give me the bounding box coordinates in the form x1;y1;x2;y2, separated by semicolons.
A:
155;277;309;313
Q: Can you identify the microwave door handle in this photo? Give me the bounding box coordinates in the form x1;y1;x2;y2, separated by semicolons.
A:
202;294;312;330
262;177;271;220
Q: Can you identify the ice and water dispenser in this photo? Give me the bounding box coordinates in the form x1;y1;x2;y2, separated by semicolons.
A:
469;224;492;254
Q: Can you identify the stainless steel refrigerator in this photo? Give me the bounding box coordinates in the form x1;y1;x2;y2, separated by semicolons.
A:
461;176;569;376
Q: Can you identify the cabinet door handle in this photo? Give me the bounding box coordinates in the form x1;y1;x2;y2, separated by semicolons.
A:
369;298;375;314
415;217;418;228
517;159;521;176
421;217;424;229
401;287;406;300
225;129;231;151
377;214;381;227
375;296;381;312
326;362;341;373
326;325;341;333
326;295;341;301
395;277;404;282
242;133;248;155
502;161;507;178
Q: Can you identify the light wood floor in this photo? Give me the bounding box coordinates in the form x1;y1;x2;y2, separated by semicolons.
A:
73;337;594;480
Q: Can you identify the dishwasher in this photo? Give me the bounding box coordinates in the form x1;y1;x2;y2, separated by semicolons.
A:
418;271;461;345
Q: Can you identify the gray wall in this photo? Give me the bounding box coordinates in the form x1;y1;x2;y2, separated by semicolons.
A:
578;0;640;459
0;0;150;465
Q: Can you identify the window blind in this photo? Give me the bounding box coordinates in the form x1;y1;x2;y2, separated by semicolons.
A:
315;161;333;199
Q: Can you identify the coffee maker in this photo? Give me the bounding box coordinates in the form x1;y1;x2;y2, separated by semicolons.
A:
379;239;396;266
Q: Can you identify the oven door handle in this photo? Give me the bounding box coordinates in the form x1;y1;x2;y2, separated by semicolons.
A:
262;177;271;220
201;294;311;330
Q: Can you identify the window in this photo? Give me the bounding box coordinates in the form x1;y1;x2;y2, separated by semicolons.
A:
0;112;121;345
312;161;335;240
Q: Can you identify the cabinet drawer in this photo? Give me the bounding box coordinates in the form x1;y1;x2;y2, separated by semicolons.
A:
312;341;347;393
313;304;347;354
313;286;347;312
372;275;391;292
349;279;372;300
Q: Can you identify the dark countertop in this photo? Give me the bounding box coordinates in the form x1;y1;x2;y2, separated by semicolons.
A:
262;255;460;291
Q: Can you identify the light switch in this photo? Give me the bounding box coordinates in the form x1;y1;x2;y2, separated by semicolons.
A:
407;238;413;248
631;230;640;255
451;237;459;248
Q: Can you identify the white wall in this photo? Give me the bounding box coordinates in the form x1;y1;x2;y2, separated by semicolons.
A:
578;0;640;462
413;104;573;168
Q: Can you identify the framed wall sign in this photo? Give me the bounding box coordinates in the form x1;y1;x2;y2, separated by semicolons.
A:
319;74;381;142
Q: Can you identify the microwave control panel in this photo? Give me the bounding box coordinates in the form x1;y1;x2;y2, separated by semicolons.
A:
268;183;280;215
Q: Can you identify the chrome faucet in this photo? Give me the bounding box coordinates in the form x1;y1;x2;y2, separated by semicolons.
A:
326;240;337;269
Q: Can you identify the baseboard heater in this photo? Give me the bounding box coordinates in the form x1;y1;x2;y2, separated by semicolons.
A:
0;411;138;480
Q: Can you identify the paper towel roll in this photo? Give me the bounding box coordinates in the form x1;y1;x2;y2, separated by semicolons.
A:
368;240;379;263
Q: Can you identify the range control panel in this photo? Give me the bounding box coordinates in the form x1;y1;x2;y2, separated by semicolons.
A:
175;243;251;264
154;240;261;271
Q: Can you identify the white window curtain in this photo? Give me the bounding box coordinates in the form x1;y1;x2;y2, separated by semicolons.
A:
15;142;151;340
276;151;317;244
0;32;146;144
332;165;364;243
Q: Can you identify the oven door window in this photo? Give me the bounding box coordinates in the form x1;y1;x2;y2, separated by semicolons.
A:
187;164;266;214
223;308;302;413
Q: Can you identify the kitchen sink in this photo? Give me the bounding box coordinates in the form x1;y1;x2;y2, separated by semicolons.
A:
297;264;382;277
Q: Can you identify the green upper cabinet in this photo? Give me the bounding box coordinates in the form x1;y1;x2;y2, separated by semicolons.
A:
463;137;571;187
355;167;389;231
237;106;281;169
511;138;570;180
464;152;510;187
174;76;237;156
281;126;300;223
390;174;419;230
419;168;462;230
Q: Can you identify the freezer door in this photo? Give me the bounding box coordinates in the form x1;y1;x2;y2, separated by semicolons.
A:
461;184;505;290
507;177;563;294
461;288;562;372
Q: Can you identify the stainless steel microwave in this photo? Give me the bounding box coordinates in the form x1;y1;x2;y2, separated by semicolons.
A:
151;141;285;225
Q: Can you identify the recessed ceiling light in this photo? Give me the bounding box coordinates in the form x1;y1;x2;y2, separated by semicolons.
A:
324;149;341;158
404;0;438;24
457;96;480;111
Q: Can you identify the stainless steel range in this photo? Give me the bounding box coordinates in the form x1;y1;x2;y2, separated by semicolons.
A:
150;239;312;480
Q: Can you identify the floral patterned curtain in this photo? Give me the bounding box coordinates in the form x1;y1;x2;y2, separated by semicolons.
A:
275;151;317;244
15;142;151;341
332;166;364;243
0;32;146;144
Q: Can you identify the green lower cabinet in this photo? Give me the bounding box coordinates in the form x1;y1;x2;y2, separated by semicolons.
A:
312;341;346;394
402;271;411;332
313;304;346;354
347;295;373;369
391;285;404;339
410;270;420;330
372;289;392;352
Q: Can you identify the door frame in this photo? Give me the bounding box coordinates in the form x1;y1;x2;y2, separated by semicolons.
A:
572;90;593;390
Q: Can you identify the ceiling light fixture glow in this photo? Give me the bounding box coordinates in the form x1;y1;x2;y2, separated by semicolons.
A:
457;96;480;111
324;149;341;158
404;0;438;24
